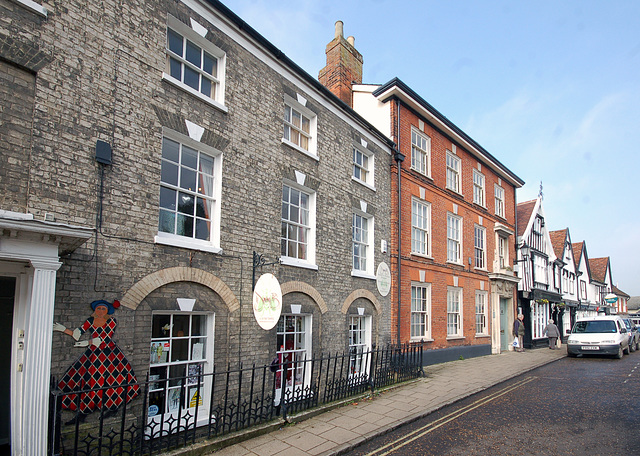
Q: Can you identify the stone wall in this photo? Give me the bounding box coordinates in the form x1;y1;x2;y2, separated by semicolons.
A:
1;0;392;386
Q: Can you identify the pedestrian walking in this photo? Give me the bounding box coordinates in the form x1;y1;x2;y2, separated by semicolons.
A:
543;319;561;349
513;314;525;352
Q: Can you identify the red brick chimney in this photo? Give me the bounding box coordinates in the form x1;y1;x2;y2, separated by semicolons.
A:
319;21;363;107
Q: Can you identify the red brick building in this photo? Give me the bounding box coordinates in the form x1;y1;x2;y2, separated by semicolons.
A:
319;22;524;362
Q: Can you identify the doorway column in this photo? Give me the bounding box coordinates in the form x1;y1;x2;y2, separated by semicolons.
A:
19;259;61;456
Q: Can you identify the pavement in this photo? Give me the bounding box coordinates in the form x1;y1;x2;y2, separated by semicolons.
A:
172;347;565;456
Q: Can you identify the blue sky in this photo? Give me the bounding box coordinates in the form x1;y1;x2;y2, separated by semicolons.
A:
222;0;640;296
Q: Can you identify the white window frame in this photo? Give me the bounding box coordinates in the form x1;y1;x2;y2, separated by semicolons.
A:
570;275;576;296
446;151;461;193
411;128;431;177
282;94;318;159
498;235;507;269
352;145;375;189
163;15;227;112
411;198;431;257
411;283;432;340
348;315;372;377
280;181;317;269
473;170;485;207
475;291;488;335
447;287;463;338
494;184;505;218
447;213;462;264
13;0;47;16
531;300;550;339
148;312;214;428
533;255;548;285
352;211;375;278
275;314;313;405
474;225;486;270
155;129;223;254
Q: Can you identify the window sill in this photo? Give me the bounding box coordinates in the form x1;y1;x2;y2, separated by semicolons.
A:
280;256;318;270
446;260;464;267
351;270;376;280
410;252;433;260
155;234;222;254
351;176;376;192
474;267;488;272
281;138;319;161
446;336;465;341
475;334;491;338
409;167;432;180
162;73;228;114
11;0;47;17
411;337;433;343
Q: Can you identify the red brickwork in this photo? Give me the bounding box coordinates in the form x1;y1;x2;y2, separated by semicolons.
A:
318;28;362;106
390;102;517;347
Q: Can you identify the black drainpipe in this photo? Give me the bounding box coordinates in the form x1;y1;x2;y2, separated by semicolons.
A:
514;187;518;315
394;99;405;346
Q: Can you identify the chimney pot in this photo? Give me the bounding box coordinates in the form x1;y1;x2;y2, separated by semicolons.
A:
335;21;344;39
320;21;363;107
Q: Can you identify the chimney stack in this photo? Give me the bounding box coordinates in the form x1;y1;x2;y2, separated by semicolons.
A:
318;21;363;107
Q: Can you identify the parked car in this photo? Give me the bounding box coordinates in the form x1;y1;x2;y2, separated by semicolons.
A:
621;318;640;352
566;315;630;359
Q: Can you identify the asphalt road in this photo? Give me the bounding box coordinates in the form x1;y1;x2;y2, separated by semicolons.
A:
350;352;640;456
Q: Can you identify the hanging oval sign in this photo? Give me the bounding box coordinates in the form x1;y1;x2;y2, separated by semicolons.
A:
253;273;283;330
376;262;391;297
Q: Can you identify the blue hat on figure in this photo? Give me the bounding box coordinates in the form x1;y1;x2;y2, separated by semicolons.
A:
90;299;120;315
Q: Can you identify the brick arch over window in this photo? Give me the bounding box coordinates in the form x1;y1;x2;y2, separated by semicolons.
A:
341;289;382;315
120;267;239;312
280;281;328;314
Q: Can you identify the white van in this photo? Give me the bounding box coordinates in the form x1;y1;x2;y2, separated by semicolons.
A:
566;315;630;359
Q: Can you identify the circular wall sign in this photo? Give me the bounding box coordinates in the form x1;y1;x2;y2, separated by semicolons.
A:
376;262;391;297
253;273;283;330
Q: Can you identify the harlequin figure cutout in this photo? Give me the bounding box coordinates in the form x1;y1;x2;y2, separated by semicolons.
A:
53;299;139;415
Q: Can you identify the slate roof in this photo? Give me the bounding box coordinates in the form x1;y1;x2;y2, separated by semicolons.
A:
629;296;640;311
516;199;537;237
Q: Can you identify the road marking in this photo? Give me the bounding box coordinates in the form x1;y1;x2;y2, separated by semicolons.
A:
364;376;538;456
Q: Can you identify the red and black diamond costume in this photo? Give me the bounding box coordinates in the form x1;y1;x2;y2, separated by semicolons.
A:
58;317;139;412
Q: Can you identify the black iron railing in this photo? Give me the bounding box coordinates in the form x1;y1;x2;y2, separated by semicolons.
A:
49;344;423;455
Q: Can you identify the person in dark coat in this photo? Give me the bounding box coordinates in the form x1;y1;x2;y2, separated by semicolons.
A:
543;319;561;349
513;314;526;352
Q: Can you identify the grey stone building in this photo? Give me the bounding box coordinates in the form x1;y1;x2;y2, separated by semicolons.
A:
0;0;394;453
